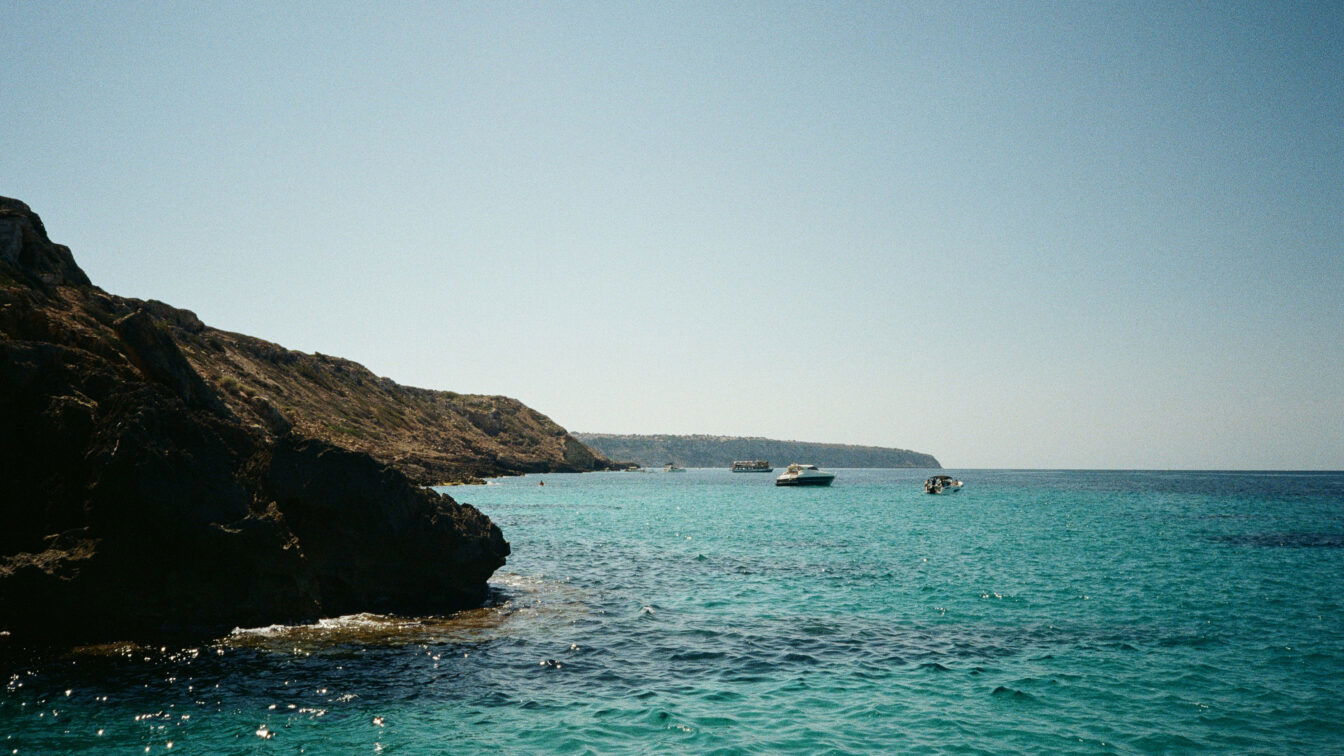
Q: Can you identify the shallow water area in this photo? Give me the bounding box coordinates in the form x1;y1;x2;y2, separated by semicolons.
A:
3;469;1343;753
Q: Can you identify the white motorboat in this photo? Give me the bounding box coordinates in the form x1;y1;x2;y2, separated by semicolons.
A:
663;463;686;473
775;463;836;487
923;475;963;494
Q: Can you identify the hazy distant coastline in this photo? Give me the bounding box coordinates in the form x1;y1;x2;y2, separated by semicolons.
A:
575;433;940;469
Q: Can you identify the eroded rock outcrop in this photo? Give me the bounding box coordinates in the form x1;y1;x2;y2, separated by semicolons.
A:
0;197;509;642
0;198;89;287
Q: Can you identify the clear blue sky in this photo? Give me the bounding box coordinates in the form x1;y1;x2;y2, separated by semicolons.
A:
3;1;1341;469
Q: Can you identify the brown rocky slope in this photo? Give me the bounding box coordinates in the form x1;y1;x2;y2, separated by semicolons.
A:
0;197;594;641
173;321;614;485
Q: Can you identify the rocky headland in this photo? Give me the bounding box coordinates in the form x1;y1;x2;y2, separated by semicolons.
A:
575;433;941;469
0;197;603;642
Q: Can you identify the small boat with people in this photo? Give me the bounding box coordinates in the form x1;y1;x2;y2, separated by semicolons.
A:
775;463;836;487
923;475;963;494
730;460;773;473
663;463;687;473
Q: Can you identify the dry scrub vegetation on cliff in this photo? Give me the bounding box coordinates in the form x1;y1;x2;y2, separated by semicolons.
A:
0;196;608;641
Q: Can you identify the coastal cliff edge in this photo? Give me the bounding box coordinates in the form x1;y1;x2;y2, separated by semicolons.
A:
0;197;578;641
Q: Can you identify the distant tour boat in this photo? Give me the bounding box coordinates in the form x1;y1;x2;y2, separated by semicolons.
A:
663;463;687;473
923;475;963;494
730;460;773;473
775;464;836;487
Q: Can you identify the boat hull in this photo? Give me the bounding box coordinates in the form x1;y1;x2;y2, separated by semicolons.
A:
776;475;835;487
923;477;963;494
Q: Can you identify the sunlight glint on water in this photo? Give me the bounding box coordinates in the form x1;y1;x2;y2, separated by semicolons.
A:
3;469;1343;753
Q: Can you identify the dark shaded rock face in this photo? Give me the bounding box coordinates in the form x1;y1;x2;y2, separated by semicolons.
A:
113;308;232;417
265;437;507;615
0;197;509;643
0;197;90;287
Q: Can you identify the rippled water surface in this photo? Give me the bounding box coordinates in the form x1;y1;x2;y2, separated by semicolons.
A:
5;469;1344;754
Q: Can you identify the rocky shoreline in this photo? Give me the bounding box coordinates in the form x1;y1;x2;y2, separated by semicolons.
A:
0;197;534;642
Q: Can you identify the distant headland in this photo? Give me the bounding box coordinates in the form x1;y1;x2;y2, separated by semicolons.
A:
574;433;941;469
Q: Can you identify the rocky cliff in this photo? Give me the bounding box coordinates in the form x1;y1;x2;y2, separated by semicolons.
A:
0;197;550;641
575;433;941;469
170;325;613;485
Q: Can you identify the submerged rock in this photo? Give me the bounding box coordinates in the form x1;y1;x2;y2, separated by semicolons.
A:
0;197;509;642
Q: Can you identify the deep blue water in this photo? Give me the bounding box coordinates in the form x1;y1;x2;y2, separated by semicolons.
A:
4;469;1344;754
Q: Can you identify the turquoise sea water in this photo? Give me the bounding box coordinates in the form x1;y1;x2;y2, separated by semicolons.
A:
4;469;1344;754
